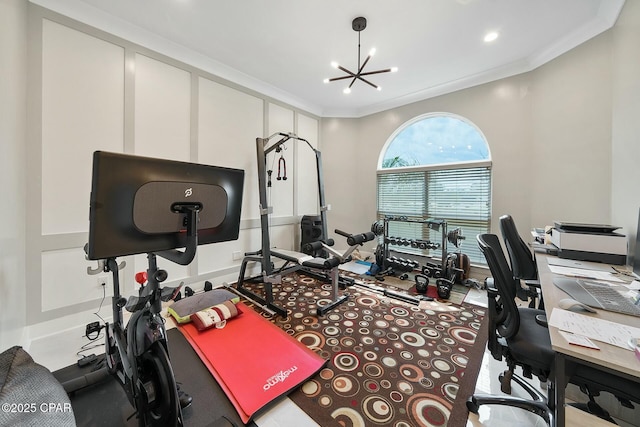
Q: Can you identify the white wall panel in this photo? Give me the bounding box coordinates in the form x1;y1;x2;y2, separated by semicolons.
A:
296;114;319;216
41;248;105;311
198;77;263;219
41;20;124;235
197;224;296;276
268;103;294;217
198;227;260;275
134;54;190;161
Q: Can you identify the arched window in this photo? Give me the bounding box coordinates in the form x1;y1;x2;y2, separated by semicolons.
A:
377;113;492;264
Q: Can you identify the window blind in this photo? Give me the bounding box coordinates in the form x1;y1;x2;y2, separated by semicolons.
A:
377;166;491;264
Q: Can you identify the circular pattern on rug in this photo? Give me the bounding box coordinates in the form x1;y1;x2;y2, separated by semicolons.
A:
363;379;380;393
419;377;434;389
441;382;459;402
319;368;334;380
363;362;384;378
340;336;356;347
332;407;366;427
323;325;341;337
399;364;424;382
419;327;440;339
326;337;339;347
333;352;360;372
451;354;469;368
381;356;397;368
397;380;413;394
400;331;426;347
391;306;410;317
301;380;322;397
448;326;477;345
356;296;379;307
362;395;394;424
295;330;325;349
395;318;411;327
400;350;413;360
332;374;360;397
406;393;451;427
318;395;332;408
431;358;456;374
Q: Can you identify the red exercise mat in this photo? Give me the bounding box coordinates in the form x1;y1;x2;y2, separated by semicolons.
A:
179;302;326;423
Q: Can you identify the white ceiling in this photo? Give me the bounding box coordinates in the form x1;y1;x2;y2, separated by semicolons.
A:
33;0;625;118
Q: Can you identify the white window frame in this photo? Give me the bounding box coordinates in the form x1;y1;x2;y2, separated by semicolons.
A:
377;113;492;265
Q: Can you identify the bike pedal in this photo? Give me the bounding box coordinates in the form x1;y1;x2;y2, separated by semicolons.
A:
179;390;193;409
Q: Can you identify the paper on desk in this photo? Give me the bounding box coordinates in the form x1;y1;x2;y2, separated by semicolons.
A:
547;265;624;282
628;280;640;291
558;330;600;350
549;308;640;349
546;258;615;273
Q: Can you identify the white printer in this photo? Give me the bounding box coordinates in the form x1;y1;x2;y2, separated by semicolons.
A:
550;221;627;265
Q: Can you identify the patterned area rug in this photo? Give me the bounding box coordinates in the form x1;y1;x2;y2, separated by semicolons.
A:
240;272;487;427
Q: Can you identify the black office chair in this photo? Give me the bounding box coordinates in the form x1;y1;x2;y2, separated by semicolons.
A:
500;214;543;309
467;233;556;425
469;234;639;425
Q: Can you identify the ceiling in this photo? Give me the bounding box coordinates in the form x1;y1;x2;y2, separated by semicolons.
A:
33;0;625;118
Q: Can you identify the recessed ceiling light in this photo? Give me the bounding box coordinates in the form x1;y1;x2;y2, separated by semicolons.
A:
484;31;499;43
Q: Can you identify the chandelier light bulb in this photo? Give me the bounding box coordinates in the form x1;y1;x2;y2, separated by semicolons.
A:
343;87;351;94
323;78;329;84
484;31;499;43
391;67;398;73
331;61;339;69
369;47;376;56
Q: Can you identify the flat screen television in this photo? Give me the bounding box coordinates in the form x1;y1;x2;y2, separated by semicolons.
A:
87;151;244;260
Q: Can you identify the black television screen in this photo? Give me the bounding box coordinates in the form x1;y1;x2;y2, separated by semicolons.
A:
87;151;244;260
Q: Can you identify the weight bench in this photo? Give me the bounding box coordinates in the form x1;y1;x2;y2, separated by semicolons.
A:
236;230;375;317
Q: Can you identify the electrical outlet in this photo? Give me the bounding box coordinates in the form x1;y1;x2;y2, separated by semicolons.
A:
232;251;242;261
96;276;108;288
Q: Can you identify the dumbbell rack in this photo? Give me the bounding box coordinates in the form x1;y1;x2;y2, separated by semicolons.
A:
378;216;448;274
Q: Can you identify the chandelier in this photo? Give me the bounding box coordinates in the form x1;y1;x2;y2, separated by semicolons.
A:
323;16;398;94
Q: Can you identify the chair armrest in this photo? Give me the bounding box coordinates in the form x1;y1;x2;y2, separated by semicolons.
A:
535;314;548;327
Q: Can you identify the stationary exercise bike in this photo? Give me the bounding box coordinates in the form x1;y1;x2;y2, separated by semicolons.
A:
80;206;201;426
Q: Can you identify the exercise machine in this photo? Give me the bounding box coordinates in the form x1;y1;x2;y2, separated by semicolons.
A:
238;228;376;316
64;151;244;427
236;132;340;316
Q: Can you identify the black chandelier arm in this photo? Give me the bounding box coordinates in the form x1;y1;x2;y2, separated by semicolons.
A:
359;68;393;77
327;75;355;82
358;54;372;74
337;64;357;78
356;75;379;89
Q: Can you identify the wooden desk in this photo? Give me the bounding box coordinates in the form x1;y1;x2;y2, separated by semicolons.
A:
536;254;640;426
